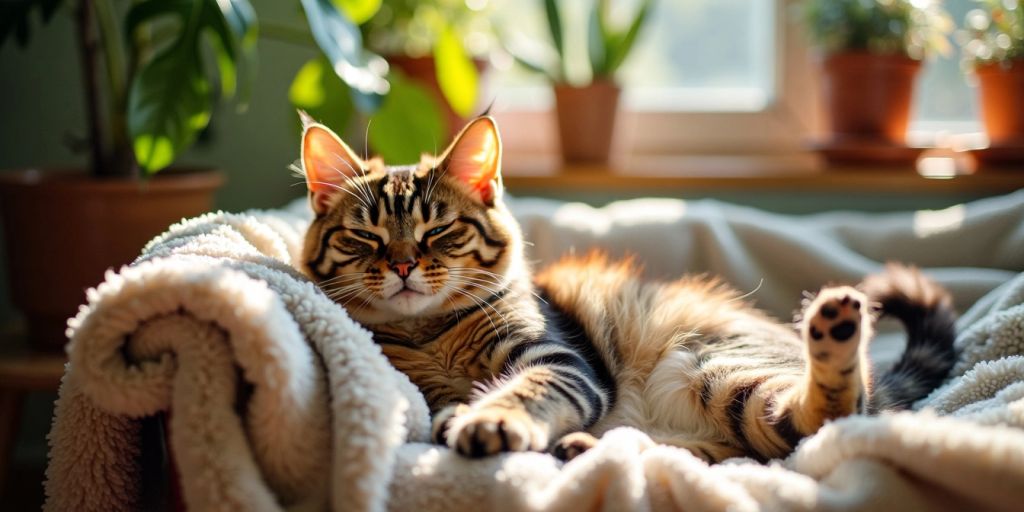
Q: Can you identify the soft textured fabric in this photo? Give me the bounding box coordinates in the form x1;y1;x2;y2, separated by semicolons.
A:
45;191;1024;511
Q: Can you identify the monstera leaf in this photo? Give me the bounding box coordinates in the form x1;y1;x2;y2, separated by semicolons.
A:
300;0;388;113
126;0;257;173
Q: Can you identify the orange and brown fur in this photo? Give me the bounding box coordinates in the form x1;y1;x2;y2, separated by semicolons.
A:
297;113;957;462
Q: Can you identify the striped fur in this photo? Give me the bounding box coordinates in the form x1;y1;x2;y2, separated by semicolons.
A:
298;115;958;462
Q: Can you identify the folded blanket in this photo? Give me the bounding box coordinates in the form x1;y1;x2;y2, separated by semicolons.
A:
45;193;1024;511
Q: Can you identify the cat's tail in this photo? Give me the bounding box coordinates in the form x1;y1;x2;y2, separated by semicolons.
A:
860;263;957;412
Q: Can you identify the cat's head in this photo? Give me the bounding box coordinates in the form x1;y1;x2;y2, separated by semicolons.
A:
298;112;524;323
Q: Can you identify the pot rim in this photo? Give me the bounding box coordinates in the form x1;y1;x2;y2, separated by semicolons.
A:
0;167;225;193
974;59;1024;74
820;51;923;67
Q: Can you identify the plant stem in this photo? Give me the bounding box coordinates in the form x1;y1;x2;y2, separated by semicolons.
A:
92;0;133;177
74;0;107;176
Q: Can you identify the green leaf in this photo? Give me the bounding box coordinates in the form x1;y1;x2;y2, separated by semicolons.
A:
330;0;381;26
200;0;258;107
587;2;608;78
124;0;191;42
300;0;387;112
543;0;564;60
434;23;478;118
604;0;652;77
368;72;446;164
289;57;354;138
128;41;211;173
0;0;64;48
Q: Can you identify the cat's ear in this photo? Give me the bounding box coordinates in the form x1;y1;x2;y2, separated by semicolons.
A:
438;116;502;205
299;111;364;215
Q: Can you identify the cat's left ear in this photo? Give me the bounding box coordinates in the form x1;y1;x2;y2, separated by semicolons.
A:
300;111;364;215
438;116;502;206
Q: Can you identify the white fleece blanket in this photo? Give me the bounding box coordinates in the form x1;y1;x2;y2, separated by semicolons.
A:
45;191;1024;511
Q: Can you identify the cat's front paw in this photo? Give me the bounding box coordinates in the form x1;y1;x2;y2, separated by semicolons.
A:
441;406;549;457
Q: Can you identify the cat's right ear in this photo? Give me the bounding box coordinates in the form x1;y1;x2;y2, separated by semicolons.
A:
299;110;363;215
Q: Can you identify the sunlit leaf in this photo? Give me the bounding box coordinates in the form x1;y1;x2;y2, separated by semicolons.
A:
300;0;388;112
369;72;446;164
289;57;354;138
434;23;478;118
128;43;211;173
330;0;381;26
587;2;608;77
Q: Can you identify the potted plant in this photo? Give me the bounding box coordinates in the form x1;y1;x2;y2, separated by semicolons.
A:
801;0;952;163
509;0;652;165
0;0;256;350
960;0;1024;165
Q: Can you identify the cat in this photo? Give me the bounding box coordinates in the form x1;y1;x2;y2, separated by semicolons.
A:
297;112;956;462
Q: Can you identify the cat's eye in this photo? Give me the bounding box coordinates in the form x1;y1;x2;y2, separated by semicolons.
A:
350;229;376;240
424;225;448;238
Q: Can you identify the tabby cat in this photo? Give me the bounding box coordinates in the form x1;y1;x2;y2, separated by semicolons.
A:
298;113;956;462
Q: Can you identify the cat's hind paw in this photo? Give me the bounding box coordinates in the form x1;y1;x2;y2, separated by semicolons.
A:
801;286;871;367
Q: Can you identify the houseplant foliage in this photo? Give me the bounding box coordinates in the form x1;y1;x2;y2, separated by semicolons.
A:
1;0;258;176
959;0;1024;149
289;0;490;164
0;0;256;348
508;0;651;165
801;0;952;154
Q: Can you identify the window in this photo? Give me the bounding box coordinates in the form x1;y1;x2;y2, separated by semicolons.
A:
490;0;989;172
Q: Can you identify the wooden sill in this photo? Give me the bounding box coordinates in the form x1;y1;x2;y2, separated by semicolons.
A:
502;153;1024;194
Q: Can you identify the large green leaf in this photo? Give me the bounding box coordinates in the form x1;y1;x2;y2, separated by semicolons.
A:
330;0;381;26
368;72;446;164
128;42;211;173
289;57;354;137
300;0;387;112
434;23;478;118
0;0;62;48
125;0;257;173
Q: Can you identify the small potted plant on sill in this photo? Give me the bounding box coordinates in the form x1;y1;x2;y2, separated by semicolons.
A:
0;0;256;350
959;0;1024;167
509;0;652;166
801;0;952;165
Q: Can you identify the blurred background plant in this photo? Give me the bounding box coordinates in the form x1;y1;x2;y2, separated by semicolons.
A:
287;0;494;163
801;0;953;60
0;0;257;176
507;0;652;85
957;0;1024;66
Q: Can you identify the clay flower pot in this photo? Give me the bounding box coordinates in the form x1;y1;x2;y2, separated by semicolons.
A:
554;80;621;166
976;61;1024;146
821;52;922;145
0;169;224;351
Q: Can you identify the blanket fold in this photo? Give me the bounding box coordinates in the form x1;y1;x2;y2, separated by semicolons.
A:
45;197;1024;512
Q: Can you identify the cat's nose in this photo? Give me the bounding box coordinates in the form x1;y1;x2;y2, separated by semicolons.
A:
389;258;418;279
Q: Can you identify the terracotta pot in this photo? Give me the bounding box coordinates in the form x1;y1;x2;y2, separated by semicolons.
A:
554;81;621;165
821;52;921;144
388;55;490;139
0;169;224;351
976;61;1024;146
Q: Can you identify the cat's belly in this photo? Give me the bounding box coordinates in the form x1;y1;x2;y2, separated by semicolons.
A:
590;350;721;440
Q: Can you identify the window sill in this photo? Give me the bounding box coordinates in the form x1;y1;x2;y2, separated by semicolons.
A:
502;153;1024;194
